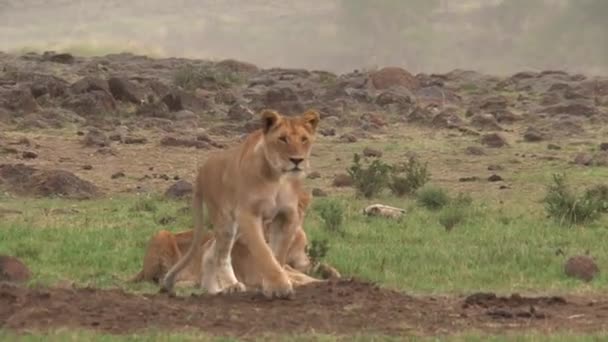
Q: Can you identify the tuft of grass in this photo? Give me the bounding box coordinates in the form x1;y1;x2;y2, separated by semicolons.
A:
130;195;160;213
438;192;474;231
543;173;605;226
416;185;450;211
314;198;345;235
307;238;330;263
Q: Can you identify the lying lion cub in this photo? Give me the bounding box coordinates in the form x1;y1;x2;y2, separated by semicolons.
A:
130;182;340;289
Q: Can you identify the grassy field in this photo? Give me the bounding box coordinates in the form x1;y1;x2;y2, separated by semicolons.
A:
2;168;608;296
2;113;608;339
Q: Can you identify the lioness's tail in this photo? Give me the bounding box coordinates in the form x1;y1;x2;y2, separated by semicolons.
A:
160;186;205;293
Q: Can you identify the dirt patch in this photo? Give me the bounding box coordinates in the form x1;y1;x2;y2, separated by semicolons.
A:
1;280;608;338
0;164;101;199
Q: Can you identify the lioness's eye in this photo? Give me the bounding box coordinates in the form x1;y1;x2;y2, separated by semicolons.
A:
301;136;308;143
279;136;288;143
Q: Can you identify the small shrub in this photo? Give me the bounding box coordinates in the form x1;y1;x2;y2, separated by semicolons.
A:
315;199;345;234
584;184;608;213
130;196;159;213
347;153;392;198
438;204;466;231
452;192;474;207
388;156;430;196
416;185;450;211
308;238;330;263
174;64;246;90
544;173;603;226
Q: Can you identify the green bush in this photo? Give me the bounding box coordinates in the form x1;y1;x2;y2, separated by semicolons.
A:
388;156;430;197
347;153;392;198
416;185;450;211
543;173;604;226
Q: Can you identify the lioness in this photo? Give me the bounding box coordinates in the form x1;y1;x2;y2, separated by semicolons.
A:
160;109;320;299
130;182;318;288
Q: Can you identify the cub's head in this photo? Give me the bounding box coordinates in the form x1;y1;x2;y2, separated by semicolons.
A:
260;109;320;178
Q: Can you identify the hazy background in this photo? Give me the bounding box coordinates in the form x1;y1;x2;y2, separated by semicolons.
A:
1;0;606;75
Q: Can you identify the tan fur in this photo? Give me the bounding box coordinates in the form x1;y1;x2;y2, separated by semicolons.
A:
130;187;317;288
160;109;320;299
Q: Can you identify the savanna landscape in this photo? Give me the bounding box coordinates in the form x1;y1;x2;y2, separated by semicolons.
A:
1;1;608;341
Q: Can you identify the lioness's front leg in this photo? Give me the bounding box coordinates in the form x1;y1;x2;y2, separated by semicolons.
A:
201;218;245;295
238;212;293;299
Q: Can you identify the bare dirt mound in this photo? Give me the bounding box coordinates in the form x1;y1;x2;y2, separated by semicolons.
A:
0;163;101;199
1;279;608;338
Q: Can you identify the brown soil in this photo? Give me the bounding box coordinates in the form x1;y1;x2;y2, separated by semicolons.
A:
2;279;608;338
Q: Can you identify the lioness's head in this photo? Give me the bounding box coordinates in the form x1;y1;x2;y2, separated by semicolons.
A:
260;109;320;178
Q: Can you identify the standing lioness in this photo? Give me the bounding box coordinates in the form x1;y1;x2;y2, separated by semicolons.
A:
160;109;320;299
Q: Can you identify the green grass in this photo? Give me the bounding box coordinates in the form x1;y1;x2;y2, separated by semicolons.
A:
1;187;607;296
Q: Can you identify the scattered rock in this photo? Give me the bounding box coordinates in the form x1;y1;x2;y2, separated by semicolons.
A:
459;176;479;182
123;135;147;145
42;51;74;64
481;133;508;148
227;104;254;121
369;67;419;90
174;110;198;121
160;136;209;149
375;87;415;108
307;171;321;179
164;180;193;199
83;128;110;147
573;153;593;166
599;143;608;151
523;127;545;142
108;77;143;104
0;86;40;114
82;165;93;170
62;90;116;117
70;77;110;94
488;174;503;182
21;151;37;159
547;144;561;150
339;134;357;143
259;87;303;115
332;173;353;187
0;255;31;283
465;146;486;156
470;113;502;131
362;147;382;158
111;172;125;179
564;255;599;282
487;164;503;171
431;110;464;129
312;188;328;197
319;128;336;137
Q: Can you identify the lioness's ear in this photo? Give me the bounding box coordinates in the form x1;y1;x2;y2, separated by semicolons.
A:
302;109;320;132
260;109;281;134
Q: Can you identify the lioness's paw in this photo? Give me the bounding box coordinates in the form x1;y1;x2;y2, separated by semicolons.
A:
263;276;294;300
220;281;246;295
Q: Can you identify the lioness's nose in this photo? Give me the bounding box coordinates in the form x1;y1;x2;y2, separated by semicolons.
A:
290;158;304;165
